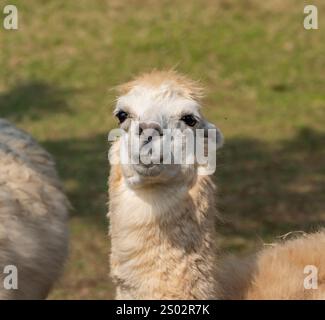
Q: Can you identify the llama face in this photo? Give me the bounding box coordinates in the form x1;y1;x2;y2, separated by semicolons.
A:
111;75;223;188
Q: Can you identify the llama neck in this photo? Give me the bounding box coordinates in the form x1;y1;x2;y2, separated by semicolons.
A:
109;169;220;299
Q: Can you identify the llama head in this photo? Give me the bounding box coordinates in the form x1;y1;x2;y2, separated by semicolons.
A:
109;70;223;189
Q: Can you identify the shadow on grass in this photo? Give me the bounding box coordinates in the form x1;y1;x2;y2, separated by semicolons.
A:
0;82;71;121
2;81;322;241
218;127;325;248
39;127;325;244
43;134;109;227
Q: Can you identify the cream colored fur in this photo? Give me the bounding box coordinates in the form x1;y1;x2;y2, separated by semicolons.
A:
0;119;69;299
108;71;325;300
219;231;325;299
109;142;221;299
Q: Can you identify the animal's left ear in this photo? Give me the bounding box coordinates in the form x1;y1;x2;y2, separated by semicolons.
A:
202;120;224;150
196;119;224;176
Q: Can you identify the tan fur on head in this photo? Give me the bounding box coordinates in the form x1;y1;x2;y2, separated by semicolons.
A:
116;69;204;102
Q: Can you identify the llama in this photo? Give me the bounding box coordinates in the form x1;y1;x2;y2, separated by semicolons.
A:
108;70;222;299
218;231;325;299
0;119;69;299
108;70;325;300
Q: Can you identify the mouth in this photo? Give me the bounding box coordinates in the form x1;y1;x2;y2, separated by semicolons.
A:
133;163;163;177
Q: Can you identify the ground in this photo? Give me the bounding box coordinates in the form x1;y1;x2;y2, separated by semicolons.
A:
0;0;324;299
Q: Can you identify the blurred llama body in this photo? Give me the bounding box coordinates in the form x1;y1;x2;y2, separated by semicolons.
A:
0;119;69;299
219;231;325;300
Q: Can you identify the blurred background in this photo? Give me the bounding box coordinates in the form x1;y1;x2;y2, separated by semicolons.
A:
0;0;324;299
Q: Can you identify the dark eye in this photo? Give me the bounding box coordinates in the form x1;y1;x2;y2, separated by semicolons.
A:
181;114;197;127
116;110;128;124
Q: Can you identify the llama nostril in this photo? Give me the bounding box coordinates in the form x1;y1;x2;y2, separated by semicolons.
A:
147;136;152;142
138;122;163;137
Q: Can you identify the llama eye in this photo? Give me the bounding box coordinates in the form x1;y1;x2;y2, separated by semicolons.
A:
116;111;128;124
181;114;197;127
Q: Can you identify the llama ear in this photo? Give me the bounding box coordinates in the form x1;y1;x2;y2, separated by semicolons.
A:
202;120;224;150
196;120;224;176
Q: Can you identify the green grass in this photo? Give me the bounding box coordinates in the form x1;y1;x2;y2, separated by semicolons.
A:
0;0;324;299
